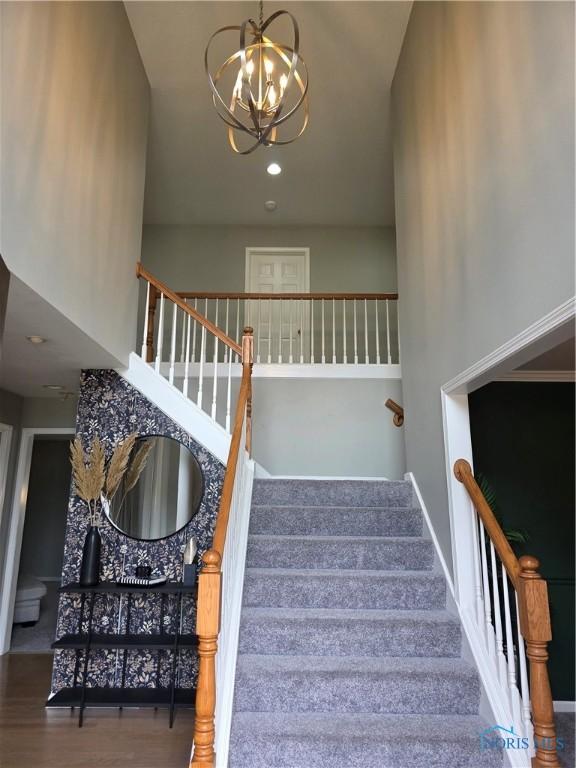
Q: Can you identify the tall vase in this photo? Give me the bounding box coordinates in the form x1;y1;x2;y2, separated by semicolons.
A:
79;526;101;586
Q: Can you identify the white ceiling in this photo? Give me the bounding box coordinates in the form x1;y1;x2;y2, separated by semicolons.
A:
125;1;412;227
1;278;120;398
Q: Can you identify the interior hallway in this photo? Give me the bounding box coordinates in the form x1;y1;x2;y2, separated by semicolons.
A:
0;654;195;768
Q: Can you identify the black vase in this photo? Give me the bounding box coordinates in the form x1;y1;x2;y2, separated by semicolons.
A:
79;526;101;586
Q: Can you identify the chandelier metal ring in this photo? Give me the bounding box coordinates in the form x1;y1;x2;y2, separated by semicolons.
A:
205;5;309;154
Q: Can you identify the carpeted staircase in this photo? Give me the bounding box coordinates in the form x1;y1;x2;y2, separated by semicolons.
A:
228;479;502;768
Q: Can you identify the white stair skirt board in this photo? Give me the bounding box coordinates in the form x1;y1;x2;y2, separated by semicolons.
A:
405;472;530;768
160;362;402;380
554;701;576;713
119;353;231;465
213;457;255;768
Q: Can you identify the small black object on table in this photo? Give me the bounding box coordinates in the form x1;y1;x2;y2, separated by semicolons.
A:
46;581;198;727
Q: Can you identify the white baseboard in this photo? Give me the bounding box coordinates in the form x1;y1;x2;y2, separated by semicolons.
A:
256;474;390;481
554;701;576;713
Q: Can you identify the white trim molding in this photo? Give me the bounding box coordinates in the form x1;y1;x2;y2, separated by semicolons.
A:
553;701;576;713
159;361;401;381
0;427;75;655
496;370;575;383
443;297;575;394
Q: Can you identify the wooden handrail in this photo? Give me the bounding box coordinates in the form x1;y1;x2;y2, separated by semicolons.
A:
176;291;398;301
454;459;560;768
136;263;242;357
190;328;253;768
454;459;521;588
385;398;404;427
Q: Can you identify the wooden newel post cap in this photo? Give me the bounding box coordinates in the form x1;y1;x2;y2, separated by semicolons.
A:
454;459;472;481
243;326;254;336
519;555;541;579
201;549;221;572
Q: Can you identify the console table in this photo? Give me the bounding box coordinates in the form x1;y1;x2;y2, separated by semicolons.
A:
46;582;198;727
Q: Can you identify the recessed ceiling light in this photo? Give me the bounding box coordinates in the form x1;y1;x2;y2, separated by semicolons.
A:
267;163;282;176
43;384;64;390
264;200;277;212
26;335;46;344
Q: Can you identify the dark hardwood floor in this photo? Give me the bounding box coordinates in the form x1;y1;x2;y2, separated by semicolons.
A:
0;654;194;768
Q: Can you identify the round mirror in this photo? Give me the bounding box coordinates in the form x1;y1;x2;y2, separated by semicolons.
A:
106;436;203;540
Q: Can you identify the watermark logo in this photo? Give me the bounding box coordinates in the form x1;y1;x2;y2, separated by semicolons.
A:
480;725;564;753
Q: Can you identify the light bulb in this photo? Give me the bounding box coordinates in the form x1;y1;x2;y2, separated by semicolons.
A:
268;85;277;107
246;59;255;76
280;73;288;91
264;58;274;76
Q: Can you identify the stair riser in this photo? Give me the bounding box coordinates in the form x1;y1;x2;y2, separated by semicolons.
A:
243;571;446;610
238;617;461;657
228;734;503;768
246;538;434;571
252;480;413;508
234;669;480;715
249;506;423;537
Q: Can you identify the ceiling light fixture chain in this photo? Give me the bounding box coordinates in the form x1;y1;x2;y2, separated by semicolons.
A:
205;1;309;154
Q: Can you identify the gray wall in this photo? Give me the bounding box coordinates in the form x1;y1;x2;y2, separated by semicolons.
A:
142;225;397;292
392;1;575;572
0;2;150;364
252;378;406;478
19;439;71;579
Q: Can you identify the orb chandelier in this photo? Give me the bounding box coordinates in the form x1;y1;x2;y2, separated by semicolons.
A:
205;1;309;154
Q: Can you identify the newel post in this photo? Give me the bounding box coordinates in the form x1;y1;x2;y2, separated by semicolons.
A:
517;555;560;768
146;285;158;363
190;549;222;768
242;327;253;455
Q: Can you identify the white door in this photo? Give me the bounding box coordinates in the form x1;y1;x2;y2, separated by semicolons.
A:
246;248;310;363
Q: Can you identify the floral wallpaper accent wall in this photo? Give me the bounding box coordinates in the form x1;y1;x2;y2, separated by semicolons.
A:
50;369;225;695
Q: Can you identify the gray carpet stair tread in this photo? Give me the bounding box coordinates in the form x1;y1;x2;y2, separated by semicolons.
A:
234;654;480;715
252;479;413;507
239;608;461;656
249;504;423;536
229;712;503;768
246;534;434;570
242;568;446;609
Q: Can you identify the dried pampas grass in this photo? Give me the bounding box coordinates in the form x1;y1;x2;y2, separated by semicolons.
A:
105;433;137;500
70;435;106;526
125;438;156;492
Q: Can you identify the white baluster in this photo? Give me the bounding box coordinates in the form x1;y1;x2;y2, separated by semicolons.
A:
353;298;358;364
479;523;495;659
515;593;534;744
225;354;232;433
214;298;219;354
155;293;165;375
386;299;392;364
321;298;326;364
502;566;523;727
168;303;178;385
224;298;230;363
211;332;219;421
472;515;486;640
267;298;272;363
310;299;315;363
332;298;336;363
140;281;151;360
197;326;206;409
257;299;262;364
191;298;198;363
183;314;191;398
299;299;304;364
289;298;294;364
396;299;401;364
180;300;187;362
235;298;240;362
375;299;381;364
277;299;282;364
343;299;347;364
364;298;369;364
490;541;509;688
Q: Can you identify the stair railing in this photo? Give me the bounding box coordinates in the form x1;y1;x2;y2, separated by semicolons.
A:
454;459;560;768
136;264;242;432
190;329;254;768
145;288;400;366
385;398;404;426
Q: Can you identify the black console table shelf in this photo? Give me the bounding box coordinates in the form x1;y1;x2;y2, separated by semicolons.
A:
48;582;197;727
